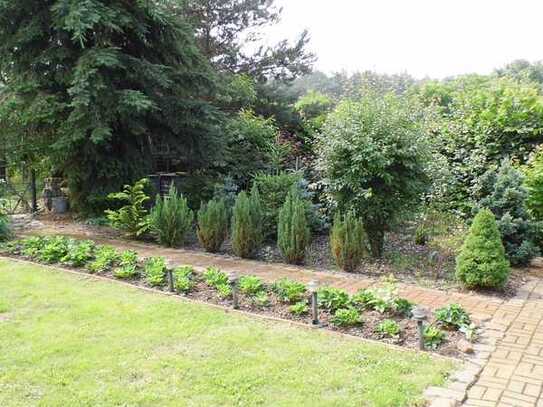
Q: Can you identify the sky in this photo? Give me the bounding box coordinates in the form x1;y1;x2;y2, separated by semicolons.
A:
265;0;543;79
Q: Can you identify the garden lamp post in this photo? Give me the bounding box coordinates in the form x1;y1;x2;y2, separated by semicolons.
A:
229;272;240;310
166;268;175;293
308;280;319;326
412;306;428;351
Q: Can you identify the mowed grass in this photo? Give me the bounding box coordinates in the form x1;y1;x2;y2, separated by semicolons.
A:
0;259;455;406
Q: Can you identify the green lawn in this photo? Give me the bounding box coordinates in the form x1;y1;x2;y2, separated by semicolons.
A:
0;259;455;406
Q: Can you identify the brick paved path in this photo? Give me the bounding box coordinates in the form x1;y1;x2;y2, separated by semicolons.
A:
24;221;543;405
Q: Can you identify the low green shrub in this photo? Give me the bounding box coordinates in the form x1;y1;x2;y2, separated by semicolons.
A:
38;236;70;263
272;278;307;304
277;188;311;264
217;284;232;299
149;185;194;247
435;304;471;330
197;198;229;252
456;209;510;289
239;275;265;296
414;225;429;246
62;240;96;267
252;292;270;307
203;266;229;288
105;178;150;239
318;287;350;312
376;319;401;337
231;187;263;259
289;301;309;316
173;266;195;294
331;308;362;327
113;250;139;279
0;204;10;241
20;236;47;258
394;298;414;317
330;211;368;272
88;246;120;274
423;326;445;349
144;256;166;286
351;289;377;310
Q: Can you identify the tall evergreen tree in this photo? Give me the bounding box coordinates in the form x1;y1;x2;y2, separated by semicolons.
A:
0;0;221;213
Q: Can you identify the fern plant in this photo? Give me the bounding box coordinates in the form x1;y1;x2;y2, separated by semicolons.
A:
149;185;193;247
277;187;311;264
197;198;229;252
330;211;368;272
105;178;150;239
231;186;263;258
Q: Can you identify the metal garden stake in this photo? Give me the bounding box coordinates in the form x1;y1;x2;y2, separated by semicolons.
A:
229;272;239;309
308;280;319;326
412;306;428;351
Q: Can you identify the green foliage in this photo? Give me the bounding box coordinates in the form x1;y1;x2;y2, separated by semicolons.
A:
216;284;233;299
273;278;307;304
88;246;120;274
394;298;414;317
238;275;265;296
20;237;47;258
105;179;150;239
62;240;96;267
525;148;543;221
0;0;221;214
38;236;70;264
423;326;446;350
351;289;377;310
317;287;350;313
317;92;429;257
0;203;10;242
252;292;270;307
289;301;309;316
173;266;195;294
330;211;368;272
417;76;543;212
197;198;229;253
414;226;429;246
231;187;264;258
456;209;511;290
277;187;311;264
224;109;279;186
203;267;229;288
474;160;540;265
435;304;471;330
113;250;139;279
376;320;401;337
253;172;303;238
149;185;194;247
331;308;362;327
144;257;167;287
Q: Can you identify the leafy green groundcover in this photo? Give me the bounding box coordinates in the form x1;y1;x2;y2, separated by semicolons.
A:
0;259;455;406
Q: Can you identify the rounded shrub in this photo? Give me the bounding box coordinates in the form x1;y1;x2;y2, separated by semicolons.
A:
456;209;510;290
197;198;229;252
330;211;368;272
277;188;311;264
231;186;263;258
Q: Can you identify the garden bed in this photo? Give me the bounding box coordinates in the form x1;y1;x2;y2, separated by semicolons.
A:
1;235;478;359
30;215;528;297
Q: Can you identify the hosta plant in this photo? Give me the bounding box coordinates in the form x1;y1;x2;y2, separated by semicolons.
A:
376;319;401;337
331;308;362;327
239;275;265;296
144;256;167;287
173;266;195;294
423;326;446;350
62;240;96;267
435;304;471;330
113;250;139;279
318;287;350;313
38;236;70;263
272;278;307;304
289;301;309;316
88;246;120;274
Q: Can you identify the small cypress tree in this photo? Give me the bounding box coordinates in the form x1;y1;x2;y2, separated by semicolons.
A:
231;188;263;258
330;211;368;272
149;185;194;247
277;188;311;264
456;209;510;290
197;198;229;252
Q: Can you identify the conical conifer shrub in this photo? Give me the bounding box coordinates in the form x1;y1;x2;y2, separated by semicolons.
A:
456;209;510;289
278;188;311;264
